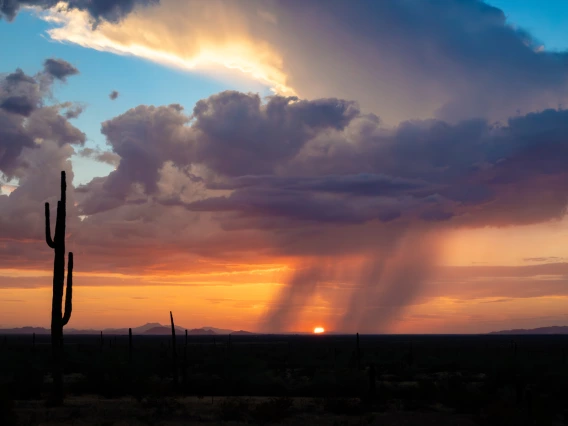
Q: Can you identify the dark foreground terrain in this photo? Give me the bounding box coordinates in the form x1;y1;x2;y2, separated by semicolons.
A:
1;334;567;425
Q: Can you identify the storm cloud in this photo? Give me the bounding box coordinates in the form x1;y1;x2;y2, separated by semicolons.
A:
81;91;568;229
32;0;568;125
0;0;158;24
66;89;568;332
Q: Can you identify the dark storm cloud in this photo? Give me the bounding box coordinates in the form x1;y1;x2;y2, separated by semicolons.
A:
65;90;568;333
263;0;568;123
0;0;158;24
191;92;358;176
43;58;78;81
208;174;436;196
75;90;568;230
77;93;359;214
0;69;43;116
0;95;36;116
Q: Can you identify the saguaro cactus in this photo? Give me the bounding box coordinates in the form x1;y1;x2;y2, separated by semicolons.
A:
45;170;74;405
170;311;178;388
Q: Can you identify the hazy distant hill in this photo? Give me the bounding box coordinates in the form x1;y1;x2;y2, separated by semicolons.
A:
0;323;253;335
489;326;568;335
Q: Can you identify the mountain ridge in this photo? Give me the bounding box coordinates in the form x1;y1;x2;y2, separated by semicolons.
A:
488;325;568;335
0;323;255;335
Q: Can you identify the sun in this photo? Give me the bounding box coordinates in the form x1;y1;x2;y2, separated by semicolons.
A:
313;327;325;334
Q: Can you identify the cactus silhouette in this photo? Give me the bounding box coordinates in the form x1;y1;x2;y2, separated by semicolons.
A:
170;311;178;388
45;170;74;405
182;329;188;385
356;333;361;370
129;328;133;364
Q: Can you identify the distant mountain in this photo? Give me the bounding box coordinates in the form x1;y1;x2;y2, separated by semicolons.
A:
142;326;172;335
133;323;163;333
0;326;50;335
489;326;568;335
201;326;235;335
0;324;254;335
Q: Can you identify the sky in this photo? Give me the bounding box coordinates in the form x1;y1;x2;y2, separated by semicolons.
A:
2;0;568;334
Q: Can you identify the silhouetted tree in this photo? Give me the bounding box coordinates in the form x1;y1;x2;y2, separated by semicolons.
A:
45;170;74;406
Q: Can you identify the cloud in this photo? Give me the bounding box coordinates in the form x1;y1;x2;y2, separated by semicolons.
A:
0;0;158;24
0;69;43;116
109;90;119;100
78;147;120;166
43;58;78;81
0;64;84;177
50;87;568;332
62;91;568;257
33;0;568;125
62;102;86;119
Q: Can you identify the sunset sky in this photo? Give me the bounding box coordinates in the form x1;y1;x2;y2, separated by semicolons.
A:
2;0;568;334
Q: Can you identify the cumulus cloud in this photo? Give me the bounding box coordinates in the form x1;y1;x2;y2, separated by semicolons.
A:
0;64;84;177
43;58;79;81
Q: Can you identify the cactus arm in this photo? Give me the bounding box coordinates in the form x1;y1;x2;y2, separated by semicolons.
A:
45;203;55;248
54;201;62;244
62;252;73;326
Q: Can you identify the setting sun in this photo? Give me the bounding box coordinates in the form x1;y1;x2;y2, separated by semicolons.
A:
313;327;325;334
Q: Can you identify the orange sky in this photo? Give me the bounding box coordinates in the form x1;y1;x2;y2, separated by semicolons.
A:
2;218;568;333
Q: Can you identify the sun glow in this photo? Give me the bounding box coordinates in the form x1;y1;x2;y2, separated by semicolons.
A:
39;2;296;95
313;327;325;334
